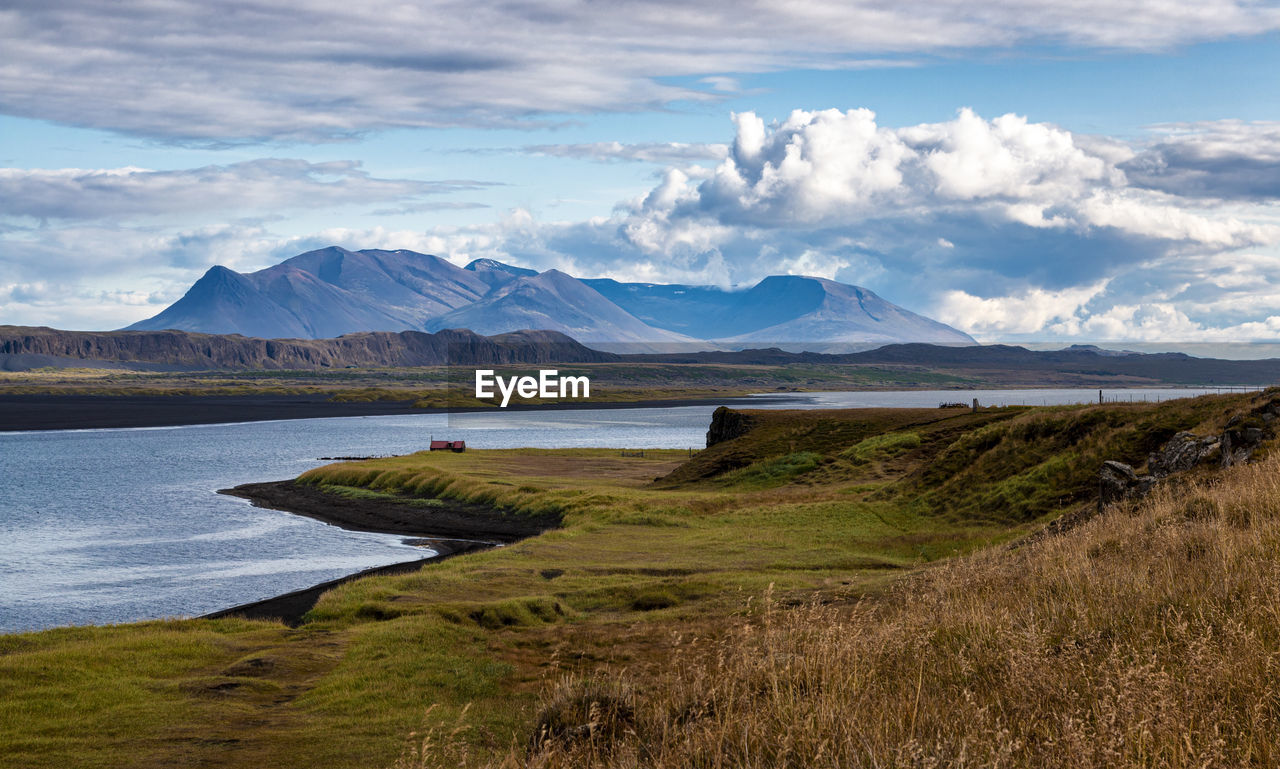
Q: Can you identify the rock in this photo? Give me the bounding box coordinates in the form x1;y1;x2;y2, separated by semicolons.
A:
1222;424;1267;467
1147;431;1221;478
706;406;755;447
1098;460;1155;511
1219;400;1277;467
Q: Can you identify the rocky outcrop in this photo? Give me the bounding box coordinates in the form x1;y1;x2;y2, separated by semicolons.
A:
706;407;756;448
1098;460;1156;510
1097;395;1280;512
1148;431;1221;478
1221;403;1278;466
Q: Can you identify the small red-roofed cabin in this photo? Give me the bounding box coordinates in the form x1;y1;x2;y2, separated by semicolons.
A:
429;440;466;453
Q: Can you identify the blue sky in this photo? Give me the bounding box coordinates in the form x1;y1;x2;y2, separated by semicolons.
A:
3;0;1280;351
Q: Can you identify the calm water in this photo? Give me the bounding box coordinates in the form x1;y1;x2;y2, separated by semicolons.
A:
0;387;1247;632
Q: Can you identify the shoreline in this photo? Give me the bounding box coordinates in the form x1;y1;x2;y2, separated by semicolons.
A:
201;539;489;626
0;392;789;432
206;479;560;624
2;386;1254;433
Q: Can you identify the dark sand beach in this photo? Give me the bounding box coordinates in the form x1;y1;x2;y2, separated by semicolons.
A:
0;393;423;431
221;480;559;541
202;539;486;624
201;540;487;626
0;392;780;432
208;480;561;624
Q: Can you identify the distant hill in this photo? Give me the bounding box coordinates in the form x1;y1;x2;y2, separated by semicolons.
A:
635;342;1280;385
5;325;1280;385
712;277;974;351
126;247;975;352
0;326;615;371
128;247;490;338
427;270;706;352
584;275;973;351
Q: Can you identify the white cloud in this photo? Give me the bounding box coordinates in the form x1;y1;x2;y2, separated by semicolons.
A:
937;282;1110;336
905;109;1114;202
689;108;913;226
936;281;1280;344
0;281;181;330
619;107;1278;260
1122;120;1280;200
700;76;741;93
0;160;489;221
1052;302;1206;341
520;142;728;165
774;249;851;280
3;1;1279;141
1050;302;1280;343
1077;189;1277;248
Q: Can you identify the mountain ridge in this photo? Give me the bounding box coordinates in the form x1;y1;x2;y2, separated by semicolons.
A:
126;246;975;352
0;326;615;370
427;269;707;352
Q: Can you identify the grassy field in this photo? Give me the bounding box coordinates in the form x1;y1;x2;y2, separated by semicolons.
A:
1;391;1275;768
0;362;979;405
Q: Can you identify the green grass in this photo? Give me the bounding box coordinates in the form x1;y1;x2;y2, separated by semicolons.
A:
841;430;922;464
4;390;1274;768
0;361;981;404
717;451;822;488
318;483;446;507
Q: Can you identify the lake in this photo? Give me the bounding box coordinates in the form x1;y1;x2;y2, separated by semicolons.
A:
0;387;1247;632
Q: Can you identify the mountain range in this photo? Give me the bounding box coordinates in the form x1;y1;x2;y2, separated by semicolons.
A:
126;246;975;352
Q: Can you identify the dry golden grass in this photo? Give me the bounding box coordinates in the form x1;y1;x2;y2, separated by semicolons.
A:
430;453;1280;769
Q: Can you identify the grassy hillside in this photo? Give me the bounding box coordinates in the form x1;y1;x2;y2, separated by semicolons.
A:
2;391;1276;768
469;444;1280;768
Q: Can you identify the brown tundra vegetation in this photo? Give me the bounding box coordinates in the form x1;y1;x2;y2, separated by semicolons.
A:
406;453;1280;769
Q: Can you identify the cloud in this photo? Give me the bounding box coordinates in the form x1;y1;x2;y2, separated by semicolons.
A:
0;221;298;304
10;105;1280;345
699;76;741;93
3;1;1280;141
496;108;1280;343
936;282;1111;336
903;110;1117;206
520;142;729;165
1122;121;1280;200
1050;302;1280;344
0;160;491;221
936;278;1280;344
0;280;181;330
611;108;1278;281
367;201;490;216
629;107;1264;254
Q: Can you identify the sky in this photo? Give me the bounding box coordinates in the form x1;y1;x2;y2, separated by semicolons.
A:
3;0;1280;352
